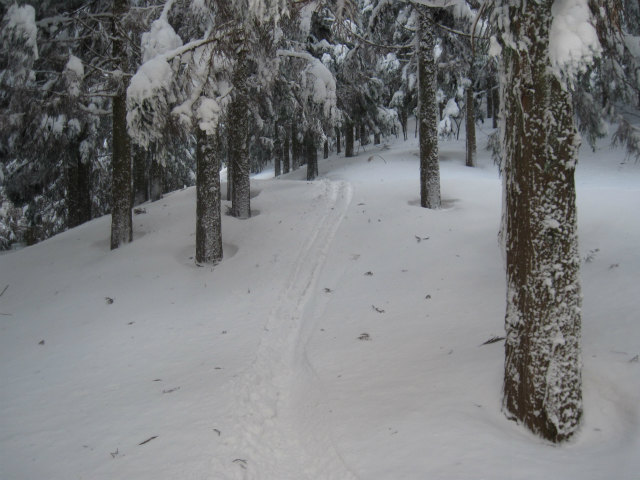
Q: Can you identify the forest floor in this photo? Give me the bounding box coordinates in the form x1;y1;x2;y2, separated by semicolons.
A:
1;122;639;479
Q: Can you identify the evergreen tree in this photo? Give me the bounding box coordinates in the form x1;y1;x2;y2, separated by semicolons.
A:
493;0;600;442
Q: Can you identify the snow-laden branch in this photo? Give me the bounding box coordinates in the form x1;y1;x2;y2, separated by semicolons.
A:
276;49;338;120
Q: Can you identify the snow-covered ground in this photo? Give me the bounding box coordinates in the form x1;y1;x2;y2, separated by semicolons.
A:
1;123;639;479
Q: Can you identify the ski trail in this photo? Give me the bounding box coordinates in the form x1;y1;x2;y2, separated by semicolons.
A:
211;180;357;480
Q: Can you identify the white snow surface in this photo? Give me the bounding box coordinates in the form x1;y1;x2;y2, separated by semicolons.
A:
1;121;639;479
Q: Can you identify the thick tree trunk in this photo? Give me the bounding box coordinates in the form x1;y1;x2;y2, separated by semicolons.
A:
110;0;132;250
499;0;582;442
195;127;222;264
335;126;341;154
305;130;318;180
229;49;251;219
417;7;441;209
465;83;476;167
345;121;354;157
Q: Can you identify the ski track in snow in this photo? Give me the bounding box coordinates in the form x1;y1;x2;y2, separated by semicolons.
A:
211;179;358;480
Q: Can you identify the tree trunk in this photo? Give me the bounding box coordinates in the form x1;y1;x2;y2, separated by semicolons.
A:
274;140;282;177
374;131;381;145
226;133;233;201
149;155;163;202
360;123;369;146
335;126;341;154
195;127;223;264
283;129;290;174
229;49;251;219
323;139;329;159
110;0;132;250
498;0;582;443
133;146;148;206
465;82;476;167
291;118;301;169
417;7;441;209
487;82;494;120
345;121;354;157
305;130;318;180
66;145;91;228
492;86;499;129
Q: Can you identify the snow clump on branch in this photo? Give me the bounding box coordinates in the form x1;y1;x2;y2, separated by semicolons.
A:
126;58;175;148
549;0;601;81
4;4;38;60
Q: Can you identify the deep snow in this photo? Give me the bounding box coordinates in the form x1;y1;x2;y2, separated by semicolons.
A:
1;123;639;479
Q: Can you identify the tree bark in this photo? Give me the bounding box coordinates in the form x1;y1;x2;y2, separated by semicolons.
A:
274;126;282;177
226;133;233;201
149;155;163;202
291;118;301;169
110;0;132;250
492;86;499;129
305;130;318;180
360;123;369;146
335;126;341;154
66;144;91;228
345;121;354;157
195;127;222;264
283;129;290;174
417;7;441;209
323;139;329;159
499;0;582;442
229;49;251;219
132;146;148;206
465;82;476;167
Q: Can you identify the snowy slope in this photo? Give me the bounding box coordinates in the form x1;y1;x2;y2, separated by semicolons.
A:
1;124;639;480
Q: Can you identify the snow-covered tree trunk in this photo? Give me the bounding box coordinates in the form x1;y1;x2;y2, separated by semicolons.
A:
465;82;476;167
110;0;133;250
498;0;583;442
305;130;318;180
417;7;440;209
229;49;251;219
345;121;354;157
195;127;222;264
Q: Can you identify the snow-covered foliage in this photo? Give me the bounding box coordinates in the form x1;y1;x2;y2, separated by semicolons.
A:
3;4;38;60
549;0;601;81
141;18;183;63
127;58;176;149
